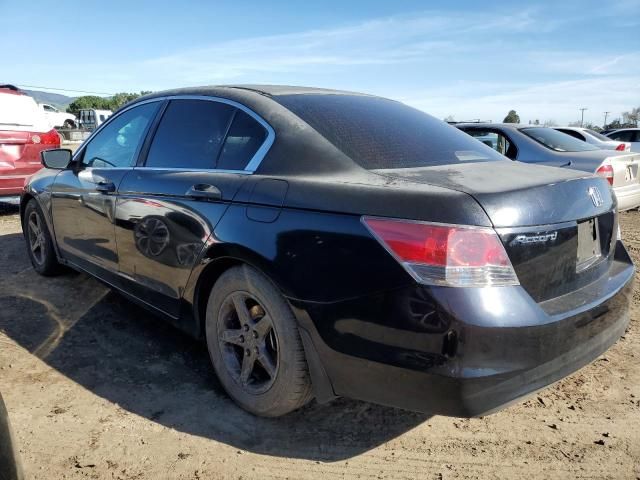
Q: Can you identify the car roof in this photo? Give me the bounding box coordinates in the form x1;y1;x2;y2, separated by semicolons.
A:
455;123;538;130
136;85;370;104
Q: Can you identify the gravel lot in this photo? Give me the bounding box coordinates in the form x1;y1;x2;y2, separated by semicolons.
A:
0;202;638;479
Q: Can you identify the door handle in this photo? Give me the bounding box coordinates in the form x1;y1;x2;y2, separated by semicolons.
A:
95;181;116;193
186;184;222;201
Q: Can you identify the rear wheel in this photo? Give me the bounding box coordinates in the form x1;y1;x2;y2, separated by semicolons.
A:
205;265;312;416
23;199;61;276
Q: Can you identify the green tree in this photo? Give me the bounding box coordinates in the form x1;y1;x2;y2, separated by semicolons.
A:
109;91;152;111
66;91;153;116
66;96;111;115
503;110;520;123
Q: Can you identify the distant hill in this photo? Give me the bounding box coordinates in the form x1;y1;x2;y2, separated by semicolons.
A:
22;89;75;111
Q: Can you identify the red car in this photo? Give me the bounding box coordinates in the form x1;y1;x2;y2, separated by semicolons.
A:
0;85;60;197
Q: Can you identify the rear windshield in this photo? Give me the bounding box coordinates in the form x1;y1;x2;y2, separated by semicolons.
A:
585;129;611;141
521;127;598;152
275;94;505;169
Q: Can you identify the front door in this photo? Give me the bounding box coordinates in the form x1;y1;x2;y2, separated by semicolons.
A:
114;98;271;319
51;101;161;279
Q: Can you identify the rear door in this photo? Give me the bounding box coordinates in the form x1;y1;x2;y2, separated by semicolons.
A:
114;97;272;318
51;101;161;279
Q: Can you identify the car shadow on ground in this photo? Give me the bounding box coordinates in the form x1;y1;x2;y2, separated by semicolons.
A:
0;225;430;462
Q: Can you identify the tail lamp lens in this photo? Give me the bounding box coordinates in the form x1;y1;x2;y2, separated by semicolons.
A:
362;217;519;287
615;143;626;151
30;129;60;146
595;163;614;185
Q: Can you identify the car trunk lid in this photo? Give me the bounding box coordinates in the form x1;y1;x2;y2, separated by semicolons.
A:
372;161;618;302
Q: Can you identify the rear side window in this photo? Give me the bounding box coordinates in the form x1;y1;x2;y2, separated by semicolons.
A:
275;94;504;169
146;99;234;169
217;110;267;170
521;127;598;152
585;129;611;141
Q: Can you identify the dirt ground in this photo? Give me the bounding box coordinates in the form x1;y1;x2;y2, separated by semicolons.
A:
0;202;638;480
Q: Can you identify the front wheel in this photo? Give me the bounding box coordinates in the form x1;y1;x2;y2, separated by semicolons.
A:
205;265;313;416
23;199;62;276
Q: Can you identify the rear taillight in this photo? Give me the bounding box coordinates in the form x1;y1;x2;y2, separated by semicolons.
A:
615;144;626;151
29;129;60;146
362;217;519;287
595;163;614;185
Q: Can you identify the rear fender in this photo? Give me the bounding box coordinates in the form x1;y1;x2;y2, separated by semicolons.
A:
184;239;338;402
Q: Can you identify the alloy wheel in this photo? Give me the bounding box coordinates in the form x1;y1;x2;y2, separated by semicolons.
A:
218;291;279;394
27;211;45;265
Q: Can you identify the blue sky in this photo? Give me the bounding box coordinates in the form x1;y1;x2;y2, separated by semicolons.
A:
2;0;639;124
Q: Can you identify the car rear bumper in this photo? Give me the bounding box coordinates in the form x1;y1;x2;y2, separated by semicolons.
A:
614;183;640;211
293;241;634;416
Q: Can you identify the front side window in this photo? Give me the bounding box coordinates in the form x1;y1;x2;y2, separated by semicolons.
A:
145;99;235;169
217;110;267;170
82;102;159;168
521;127;598;152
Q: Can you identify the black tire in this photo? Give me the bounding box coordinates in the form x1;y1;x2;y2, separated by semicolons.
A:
63;120;75;129
23;199;62;276
205;265;313;417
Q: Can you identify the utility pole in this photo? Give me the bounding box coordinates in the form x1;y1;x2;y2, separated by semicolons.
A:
603;111;610;128
579;107;588;127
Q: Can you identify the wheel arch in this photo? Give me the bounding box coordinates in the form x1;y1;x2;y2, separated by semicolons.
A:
187;242;337;404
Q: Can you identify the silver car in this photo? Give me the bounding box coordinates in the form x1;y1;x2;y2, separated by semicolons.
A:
457;124;640;211
606;128;640;153
554;127;630;152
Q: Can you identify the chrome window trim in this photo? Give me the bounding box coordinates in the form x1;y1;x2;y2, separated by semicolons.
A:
73;95;275;174
134;166;252;175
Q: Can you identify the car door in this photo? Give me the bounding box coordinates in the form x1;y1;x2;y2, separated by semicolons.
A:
114;97;273;319
50;101;161;281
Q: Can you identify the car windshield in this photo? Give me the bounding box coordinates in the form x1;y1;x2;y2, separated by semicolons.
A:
275;94;505;169
521;127;598;152
585;129;613;141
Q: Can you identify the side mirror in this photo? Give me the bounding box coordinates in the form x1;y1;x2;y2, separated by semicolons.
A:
41;149;72;169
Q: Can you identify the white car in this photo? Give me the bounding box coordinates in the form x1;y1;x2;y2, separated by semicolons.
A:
555;127;630;151
39;103;76;129
606;128;640;153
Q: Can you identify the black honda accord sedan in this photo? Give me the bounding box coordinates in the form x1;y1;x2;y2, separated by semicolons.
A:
21;86;634;417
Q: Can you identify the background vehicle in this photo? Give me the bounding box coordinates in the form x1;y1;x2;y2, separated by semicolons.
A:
458;123;640;210
77;108;113;131
554;126;630;151
606;128;640;152
0;392;23;480
22;86;634;418
39;103;76;129
0;85;60;197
